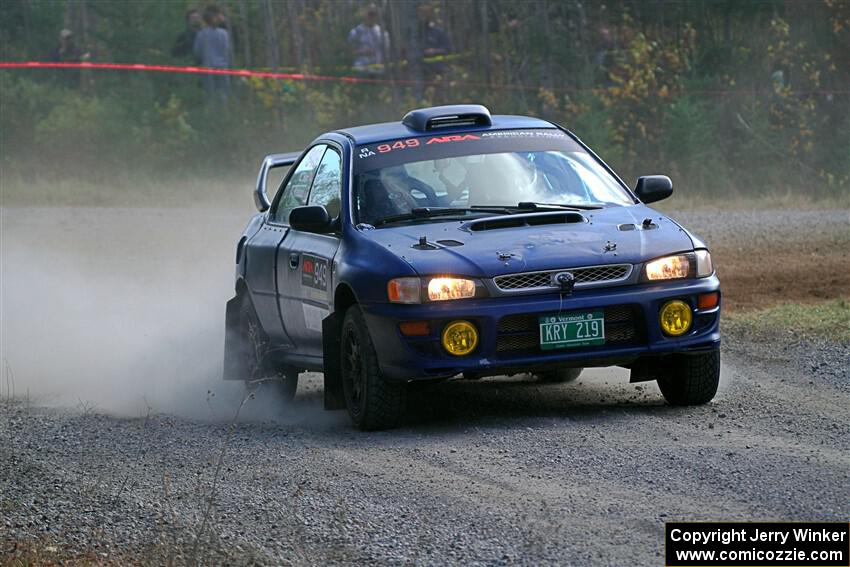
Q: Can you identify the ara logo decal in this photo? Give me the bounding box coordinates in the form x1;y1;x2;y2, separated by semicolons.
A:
301;254;328;291
358;147;376;158
425;134;481;144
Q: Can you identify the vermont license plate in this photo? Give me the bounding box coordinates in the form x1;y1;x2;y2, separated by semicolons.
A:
539;311;605;350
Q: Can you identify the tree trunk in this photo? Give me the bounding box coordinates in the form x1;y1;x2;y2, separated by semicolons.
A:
238;0;252;67
480;0;490;87
407;0;423;101
262;0;280;70
287;0;305;69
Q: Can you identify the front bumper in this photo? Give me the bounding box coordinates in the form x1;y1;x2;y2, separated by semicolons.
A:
361;275;721;381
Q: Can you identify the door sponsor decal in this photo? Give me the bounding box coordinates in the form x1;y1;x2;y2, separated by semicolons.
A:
301;254;328;292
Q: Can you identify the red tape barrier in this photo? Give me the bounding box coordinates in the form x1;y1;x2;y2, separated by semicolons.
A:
0;61;846;95
0;61;395;85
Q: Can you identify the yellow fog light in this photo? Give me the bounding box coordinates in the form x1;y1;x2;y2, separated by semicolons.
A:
660;300;692;336
441;320;479;356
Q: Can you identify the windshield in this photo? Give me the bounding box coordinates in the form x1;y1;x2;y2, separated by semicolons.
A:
353;129;633;226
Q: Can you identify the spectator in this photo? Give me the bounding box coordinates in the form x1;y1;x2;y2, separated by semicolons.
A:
50;29;88;87
594;25;616;85
215;7;239;64
50;29;84;62
171;9;202;60
417;4;452;79
347;4;390;76
193;5;231;104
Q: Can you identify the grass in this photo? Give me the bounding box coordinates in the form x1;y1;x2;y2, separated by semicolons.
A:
723;298;850;342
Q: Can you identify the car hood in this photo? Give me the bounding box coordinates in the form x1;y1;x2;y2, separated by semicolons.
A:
362;205;695;277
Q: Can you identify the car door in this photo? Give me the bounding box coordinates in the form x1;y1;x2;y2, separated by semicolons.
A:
244;219;293;345
277;145;343;359
271;144;329;356
248;144;326;346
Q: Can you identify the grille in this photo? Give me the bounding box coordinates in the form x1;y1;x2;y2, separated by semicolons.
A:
493;264;632;292
495;305;643;354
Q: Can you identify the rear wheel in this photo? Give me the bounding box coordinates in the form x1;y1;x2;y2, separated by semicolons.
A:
536;367;583;383
340;305;406;430
269;368;299;401
657;350;720;406
236;295;298;401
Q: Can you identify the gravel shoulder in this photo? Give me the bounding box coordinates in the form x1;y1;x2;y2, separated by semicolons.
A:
1;206;848;565
2;329;849;566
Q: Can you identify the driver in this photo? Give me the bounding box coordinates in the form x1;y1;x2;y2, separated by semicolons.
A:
358;166;428;225
379;166;424;213
435;153;541;206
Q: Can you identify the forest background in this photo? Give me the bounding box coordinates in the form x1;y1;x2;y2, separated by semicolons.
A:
1;0;848;205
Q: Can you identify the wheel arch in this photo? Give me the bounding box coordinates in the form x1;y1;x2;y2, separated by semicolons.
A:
333;282;358;315
235;276;249;296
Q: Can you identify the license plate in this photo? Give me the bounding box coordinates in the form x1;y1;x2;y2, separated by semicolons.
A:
539;311;605;350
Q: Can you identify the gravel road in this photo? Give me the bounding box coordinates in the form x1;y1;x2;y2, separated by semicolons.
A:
1;206;848;565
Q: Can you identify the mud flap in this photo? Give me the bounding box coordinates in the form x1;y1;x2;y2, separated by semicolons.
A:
629;356;670;383
322;312;345;410
222;296;243;381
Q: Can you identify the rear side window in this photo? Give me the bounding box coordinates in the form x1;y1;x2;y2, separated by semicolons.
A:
272;144;327;223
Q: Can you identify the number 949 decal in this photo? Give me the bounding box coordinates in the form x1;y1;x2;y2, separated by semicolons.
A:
377;139;420;153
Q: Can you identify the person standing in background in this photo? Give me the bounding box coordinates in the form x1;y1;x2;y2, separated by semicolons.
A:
418;4;452;78
49;29;89;87
215;7;239;66
347;4;390;76
50;29;85;62
171;9;202;61
193;5;231;105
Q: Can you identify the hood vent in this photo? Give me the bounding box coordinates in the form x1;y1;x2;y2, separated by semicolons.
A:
436;239;464;247
464;211;585;232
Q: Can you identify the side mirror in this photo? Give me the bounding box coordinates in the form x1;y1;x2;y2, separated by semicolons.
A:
634;175;673;204
290;205;333;233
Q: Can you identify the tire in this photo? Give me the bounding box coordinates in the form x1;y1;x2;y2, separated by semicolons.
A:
340;305;406;430
536;367;583;383
269;368;299;402
657;349;720;406
236;294;298;401
236;294;267;387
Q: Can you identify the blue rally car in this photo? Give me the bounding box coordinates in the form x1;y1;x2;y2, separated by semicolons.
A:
223;104;721;430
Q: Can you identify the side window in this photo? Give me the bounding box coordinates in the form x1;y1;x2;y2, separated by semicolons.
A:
307;148;342;218
272;144;327;223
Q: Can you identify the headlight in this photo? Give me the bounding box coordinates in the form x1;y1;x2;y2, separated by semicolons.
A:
388;276;480;303
645;254;691;281
695;249;713;278
427;277;476;301
387;277;421;304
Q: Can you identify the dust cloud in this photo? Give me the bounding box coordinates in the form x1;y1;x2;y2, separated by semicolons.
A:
0;202;327;423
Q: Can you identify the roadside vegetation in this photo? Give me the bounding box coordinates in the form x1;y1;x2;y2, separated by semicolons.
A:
1;0;848;203
724;298;850;342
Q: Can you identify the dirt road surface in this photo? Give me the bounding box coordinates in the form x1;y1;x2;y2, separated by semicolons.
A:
1;206;848;565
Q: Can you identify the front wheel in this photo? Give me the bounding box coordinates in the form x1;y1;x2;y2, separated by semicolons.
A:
656;350;720;406
340;305;406;430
